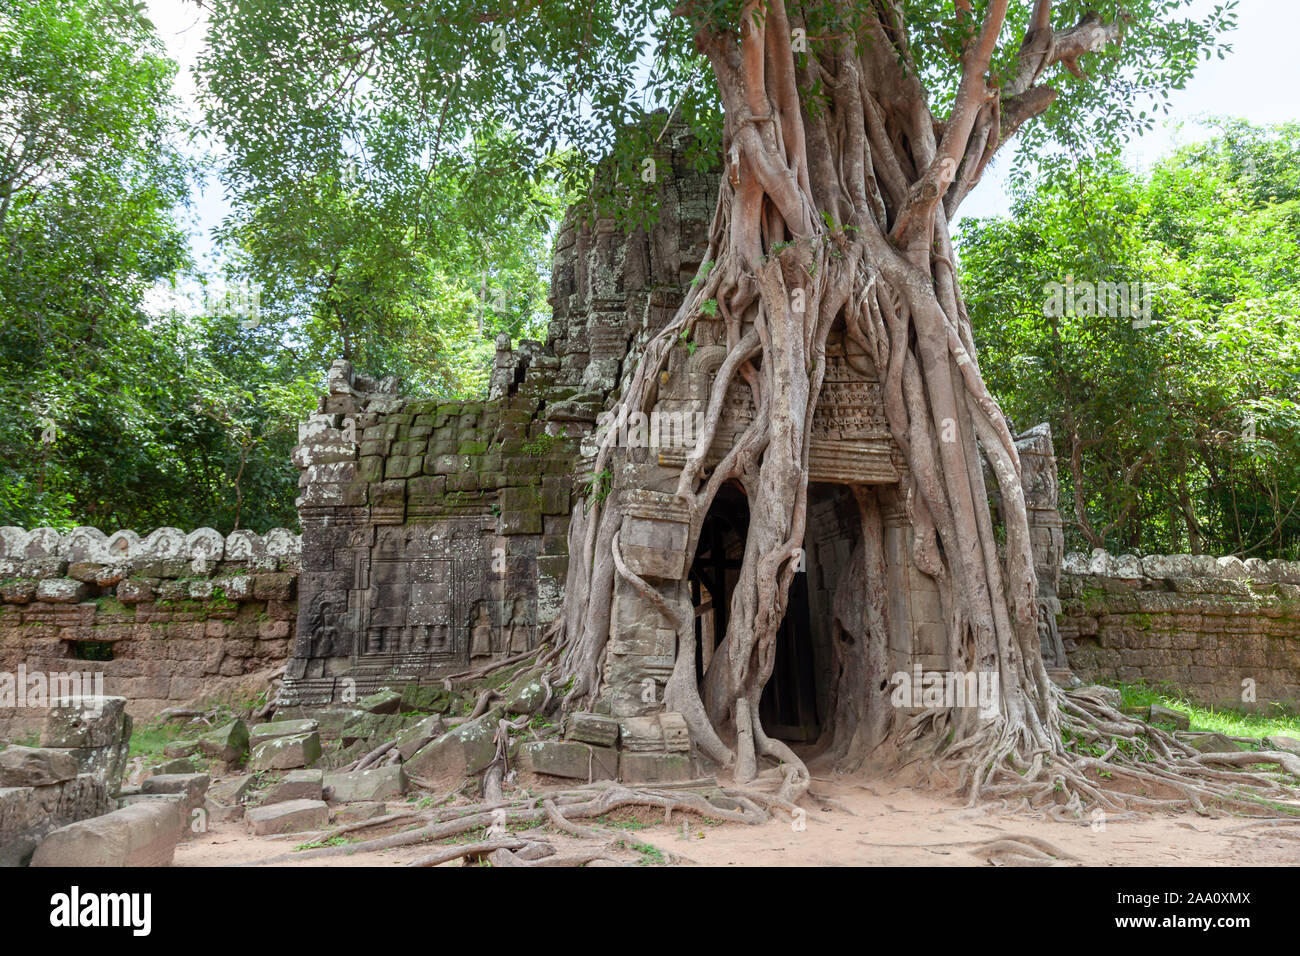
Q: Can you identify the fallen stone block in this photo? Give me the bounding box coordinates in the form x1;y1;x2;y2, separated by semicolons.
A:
41;696;127;749
0;746;78;787
198;720;249;763
357;689;402;714
140;773;209;816
565;712;620;748
56;738;132;798
393;715;446;760
204;799;244;824
519;741;617;781
31;799;183;867
281;708;364;738
398;683;454;714
245;798;329;836
619;713;690;753
162;739;200;759
332;801;387;824
146;757;196;777
340;711;405;746
619;752;695;785
207;773;253;806
503;670;547;716
1184;733;1243;754
1146;705;1191;731
323;765;407;802
404;712;501;783
249;732;322;771
1265;735;1300;756
204;773;254;823
0;774;112;866
262;769;323;804
250;718;320;748
119;792;188;829
39;696;132;796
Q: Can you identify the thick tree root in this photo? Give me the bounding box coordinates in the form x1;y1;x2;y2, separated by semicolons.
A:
406;839;529;867
969;836;1079;867
244;780;770;867
903;686;1300;819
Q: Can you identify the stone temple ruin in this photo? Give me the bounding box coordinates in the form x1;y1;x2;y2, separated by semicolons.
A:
282;130;1072;781
2;134;1298;866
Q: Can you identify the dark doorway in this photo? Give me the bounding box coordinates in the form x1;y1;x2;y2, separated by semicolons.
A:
759;570;819;741
689;483;746;686
690;483;822;744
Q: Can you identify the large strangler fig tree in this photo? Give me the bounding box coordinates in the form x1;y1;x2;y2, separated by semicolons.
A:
204;1;1300;815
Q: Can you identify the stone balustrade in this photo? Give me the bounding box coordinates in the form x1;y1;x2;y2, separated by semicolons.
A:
0;526;300;572
1061;549;1300;584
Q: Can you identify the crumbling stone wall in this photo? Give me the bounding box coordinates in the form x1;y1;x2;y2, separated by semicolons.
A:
282;126;717;705
0;527;300;737
286;357;580;704
1060;550;1300;711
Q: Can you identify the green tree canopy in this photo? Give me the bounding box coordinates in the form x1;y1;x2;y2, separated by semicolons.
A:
0;0;192;527
960;120;1300;559
214;122;567;398
0;0;317;532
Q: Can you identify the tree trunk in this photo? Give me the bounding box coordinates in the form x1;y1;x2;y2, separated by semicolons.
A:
546;1;1110;801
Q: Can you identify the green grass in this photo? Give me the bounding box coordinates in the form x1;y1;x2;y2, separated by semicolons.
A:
613;840;666;866
293;835;356;851
128;717;195;761
1108;682;1300;741
593;814;652;831
128;697;264;763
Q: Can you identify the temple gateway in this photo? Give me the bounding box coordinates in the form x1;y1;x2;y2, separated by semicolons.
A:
283;131;1067;781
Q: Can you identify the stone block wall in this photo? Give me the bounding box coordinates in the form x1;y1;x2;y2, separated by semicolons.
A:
286;356;582;704
1060;550;1300;712
282;125;717;705
0;527;300;738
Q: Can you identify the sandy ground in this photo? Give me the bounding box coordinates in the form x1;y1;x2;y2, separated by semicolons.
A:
174;774;1300;867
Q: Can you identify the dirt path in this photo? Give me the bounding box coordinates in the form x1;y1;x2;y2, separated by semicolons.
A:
174;774;1300;867
632;777;1300;867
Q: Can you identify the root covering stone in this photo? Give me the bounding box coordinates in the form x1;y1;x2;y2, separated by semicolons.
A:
263;769;324;804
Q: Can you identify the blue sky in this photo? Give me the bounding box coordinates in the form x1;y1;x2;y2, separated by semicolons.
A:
147;0;1300;275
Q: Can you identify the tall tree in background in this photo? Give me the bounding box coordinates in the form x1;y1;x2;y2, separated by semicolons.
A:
202;0;1269;807
961;121;1300;560
201;32;568;399
0;0;191;526
0;0;316;532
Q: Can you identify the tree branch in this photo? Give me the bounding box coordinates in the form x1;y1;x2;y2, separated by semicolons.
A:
889;0;1009;249
944;11;1125;217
